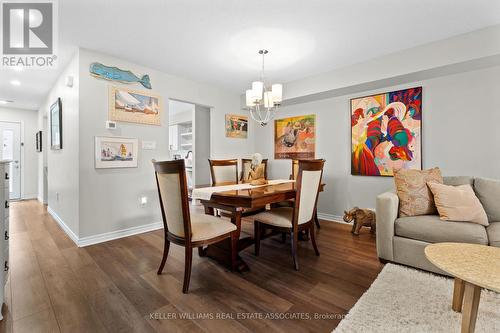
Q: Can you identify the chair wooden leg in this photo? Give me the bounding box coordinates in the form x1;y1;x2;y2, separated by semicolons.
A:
314;210;320;229
197;246;207;257
254;221;261;256
182;246;193;294
310;225;320;256
291;231;299;271
230;232;238;272
157;238;170;275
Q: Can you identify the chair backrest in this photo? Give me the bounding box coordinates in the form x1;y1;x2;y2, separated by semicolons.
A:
294;159;325;225
241;158;268;181
208;159;239;185
291;159;299;180
152;159;191;241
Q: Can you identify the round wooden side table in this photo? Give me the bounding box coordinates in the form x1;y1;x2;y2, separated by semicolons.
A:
425;242;500;333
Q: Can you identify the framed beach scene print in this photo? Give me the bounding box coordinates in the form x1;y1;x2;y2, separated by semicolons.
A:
274;114;315;159
50;98;62;150
351;86;422;176
225;114;248;139
95;136;139;169
109;86;162;126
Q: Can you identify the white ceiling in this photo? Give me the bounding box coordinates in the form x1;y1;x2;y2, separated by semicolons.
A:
1;0;500;110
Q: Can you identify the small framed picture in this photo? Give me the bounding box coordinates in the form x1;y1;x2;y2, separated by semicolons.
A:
94;136;139;169
50;98;62;150
225;114;248;139
36;131;42;152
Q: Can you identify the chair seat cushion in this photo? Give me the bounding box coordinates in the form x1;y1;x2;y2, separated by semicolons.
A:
394;215;488;245
254;207;306;228
487;222;500;247
190;213;236;242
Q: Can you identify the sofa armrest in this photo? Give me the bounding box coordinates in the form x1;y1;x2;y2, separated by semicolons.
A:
376;191;399;261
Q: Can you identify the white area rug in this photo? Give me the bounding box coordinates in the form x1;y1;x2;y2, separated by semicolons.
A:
334;263;500;333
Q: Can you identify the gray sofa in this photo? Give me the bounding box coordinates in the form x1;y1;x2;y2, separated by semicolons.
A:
376;176;500;275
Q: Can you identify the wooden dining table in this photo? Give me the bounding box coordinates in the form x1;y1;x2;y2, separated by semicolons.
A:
196;181;325;272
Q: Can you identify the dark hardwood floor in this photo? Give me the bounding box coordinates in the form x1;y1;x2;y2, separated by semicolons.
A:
0;200;383;333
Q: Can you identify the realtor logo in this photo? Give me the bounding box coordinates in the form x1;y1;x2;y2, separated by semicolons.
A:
1;0;58;68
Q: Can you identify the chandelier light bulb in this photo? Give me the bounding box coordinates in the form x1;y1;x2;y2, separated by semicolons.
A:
271;84;283;104
251;81;263;100
264;91;273;108
246;90;255;107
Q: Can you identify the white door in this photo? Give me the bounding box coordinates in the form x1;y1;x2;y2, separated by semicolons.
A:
0;122;21;200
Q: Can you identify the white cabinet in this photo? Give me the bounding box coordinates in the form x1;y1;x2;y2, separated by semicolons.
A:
169;125;179;151
0;161;10;321
169;123;193;152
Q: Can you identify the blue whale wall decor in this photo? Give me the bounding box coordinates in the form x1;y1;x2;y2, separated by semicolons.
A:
89;62;152;89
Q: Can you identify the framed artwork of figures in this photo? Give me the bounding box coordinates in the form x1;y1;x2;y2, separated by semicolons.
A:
351;87;422;176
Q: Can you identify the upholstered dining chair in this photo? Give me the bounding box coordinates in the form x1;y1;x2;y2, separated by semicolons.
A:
241;158;268;182
253;159;325;270
208;158;265;217
208;159;239;185
153;159;238;293
281;159;321;229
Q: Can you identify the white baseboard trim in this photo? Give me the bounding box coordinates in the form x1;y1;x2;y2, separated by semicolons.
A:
47;206;163;247
47;208;343;247
47;206;79;245
78;222;163;247
317;212;348;224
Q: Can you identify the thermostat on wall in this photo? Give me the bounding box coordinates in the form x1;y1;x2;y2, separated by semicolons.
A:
106;121;117;129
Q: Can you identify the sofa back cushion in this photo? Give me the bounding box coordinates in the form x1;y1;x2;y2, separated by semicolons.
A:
394;167;443;217
443;176;473;186
474;177;500;222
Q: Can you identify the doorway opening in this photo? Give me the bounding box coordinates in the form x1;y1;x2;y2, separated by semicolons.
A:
0;121;21;200
168;99;211;196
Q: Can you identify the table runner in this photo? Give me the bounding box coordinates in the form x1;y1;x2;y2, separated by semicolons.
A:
192;179;295;201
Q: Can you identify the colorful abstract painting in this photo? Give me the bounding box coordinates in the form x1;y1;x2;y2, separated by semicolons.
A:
351;87;422;176
274;114;315;159
225;114;248;139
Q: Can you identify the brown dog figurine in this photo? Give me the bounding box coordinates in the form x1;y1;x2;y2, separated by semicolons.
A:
343;207;376;235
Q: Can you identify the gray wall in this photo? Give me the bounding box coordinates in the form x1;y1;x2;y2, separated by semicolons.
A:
77;49;252;238
0;107;38;199
255;65;500;218
39;52;80;235
194;105;211;185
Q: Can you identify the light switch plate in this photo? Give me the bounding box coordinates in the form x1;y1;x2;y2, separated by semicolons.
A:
106;121;117;129
142;141;156;150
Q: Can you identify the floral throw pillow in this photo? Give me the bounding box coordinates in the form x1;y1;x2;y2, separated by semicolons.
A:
394;167;443;217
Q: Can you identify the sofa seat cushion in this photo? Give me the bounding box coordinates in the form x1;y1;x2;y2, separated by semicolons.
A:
487;222;500;247
394;215;488;245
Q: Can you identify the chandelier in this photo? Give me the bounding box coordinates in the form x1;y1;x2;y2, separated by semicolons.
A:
245;50;283;126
